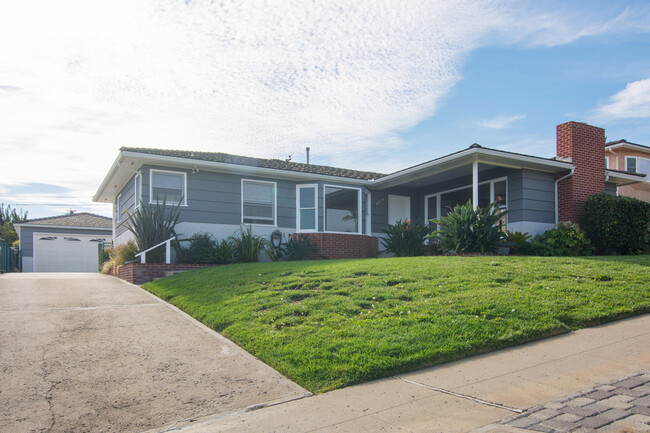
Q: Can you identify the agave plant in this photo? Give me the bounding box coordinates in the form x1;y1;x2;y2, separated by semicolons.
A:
430;201;508;254
381;219;430;257
124;199;181;263
230;225;269;263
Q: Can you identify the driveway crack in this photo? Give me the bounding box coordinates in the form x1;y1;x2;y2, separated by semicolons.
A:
393;376;523;413
41;350;59;432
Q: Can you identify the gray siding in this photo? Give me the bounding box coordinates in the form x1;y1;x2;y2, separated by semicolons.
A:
605;182;617;196
115;175;137;236
116;165;368;237
508;170;555;224
20;226;112;257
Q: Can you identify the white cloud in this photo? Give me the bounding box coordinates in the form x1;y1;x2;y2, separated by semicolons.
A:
592;78;650;120
479;114;526;129
0;0;648;215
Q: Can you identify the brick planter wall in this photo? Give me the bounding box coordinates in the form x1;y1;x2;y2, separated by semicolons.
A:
116;263;217;285
305;233;378;260
556;121;606;224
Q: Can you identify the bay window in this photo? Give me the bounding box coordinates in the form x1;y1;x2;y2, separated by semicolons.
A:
324;185;361;233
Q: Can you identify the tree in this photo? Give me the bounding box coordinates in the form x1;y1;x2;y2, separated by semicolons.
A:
0;203;28;245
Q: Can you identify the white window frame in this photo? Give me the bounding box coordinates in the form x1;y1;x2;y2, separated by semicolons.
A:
149;169;187;206
424;176;508;226
323;184;362;235
296;184;318;232
241;179;277;226
604;156;609;169
134;173;142;209
116;193;122;223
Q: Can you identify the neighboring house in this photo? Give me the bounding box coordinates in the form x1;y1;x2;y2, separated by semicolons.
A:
604;139;650;202
93;121;644;260
15;212;112;272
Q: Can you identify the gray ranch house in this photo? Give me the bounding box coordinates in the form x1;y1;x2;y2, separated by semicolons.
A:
93;121;643;259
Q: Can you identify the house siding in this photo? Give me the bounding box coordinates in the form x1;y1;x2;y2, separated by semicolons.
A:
115;165;370;243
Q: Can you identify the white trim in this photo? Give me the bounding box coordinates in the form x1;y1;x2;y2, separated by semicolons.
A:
14;223;112;232
241;179;277;226
472;159;479;210
296;184;318;232
116;193;122;223
365;191;372;235
323;184;362;235
134;173;142;209
149;169;188;206
604;156;609;169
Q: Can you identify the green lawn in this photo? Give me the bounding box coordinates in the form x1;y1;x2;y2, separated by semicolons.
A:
143;255;650;394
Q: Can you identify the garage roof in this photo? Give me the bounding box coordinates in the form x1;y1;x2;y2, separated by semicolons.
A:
18;212;112;229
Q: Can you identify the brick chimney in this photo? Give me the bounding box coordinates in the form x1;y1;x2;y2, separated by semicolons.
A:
556;121;605;224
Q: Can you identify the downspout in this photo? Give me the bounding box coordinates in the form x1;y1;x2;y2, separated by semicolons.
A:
554;168;575;225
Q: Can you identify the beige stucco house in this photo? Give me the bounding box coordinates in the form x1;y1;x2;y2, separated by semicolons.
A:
605;140;650;202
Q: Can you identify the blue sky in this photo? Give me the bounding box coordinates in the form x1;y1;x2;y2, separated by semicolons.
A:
1;0;649;219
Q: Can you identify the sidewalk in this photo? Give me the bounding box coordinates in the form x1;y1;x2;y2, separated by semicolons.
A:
170;314;650;433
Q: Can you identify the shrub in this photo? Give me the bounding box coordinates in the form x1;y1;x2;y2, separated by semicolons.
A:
430;201;507;254
230;225;269;263
582;194;650;254
529;223;594;256
279;233;318;261
176;233;236;265
503;230;532;255
381;219;430;257
101;240;138;274
125;199;181;263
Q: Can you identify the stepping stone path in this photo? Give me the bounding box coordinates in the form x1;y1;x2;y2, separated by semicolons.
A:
499;370;650;432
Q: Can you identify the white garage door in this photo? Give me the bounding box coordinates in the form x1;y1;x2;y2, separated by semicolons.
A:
34;233;108;272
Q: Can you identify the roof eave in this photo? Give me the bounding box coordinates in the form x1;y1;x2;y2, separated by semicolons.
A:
370;147;573;189
605;169;647;186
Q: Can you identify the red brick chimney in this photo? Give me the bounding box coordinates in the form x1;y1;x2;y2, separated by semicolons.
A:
556;122;606;223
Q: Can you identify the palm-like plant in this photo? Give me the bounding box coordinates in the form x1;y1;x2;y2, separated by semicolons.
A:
430;201;508;254
230;225;269;263
124;199;181;263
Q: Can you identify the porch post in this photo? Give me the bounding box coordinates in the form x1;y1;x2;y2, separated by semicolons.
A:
472;159;479;210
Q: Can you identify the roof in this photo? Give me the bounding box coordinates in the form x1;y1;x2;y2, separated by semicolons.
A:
605;139;650;152
120;147;385;181
17;212;112;229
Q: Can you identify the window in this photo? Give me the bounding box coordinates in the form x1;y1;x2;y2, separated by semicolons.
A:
626;157;637;173
425;177;508;225
150;170;186;205
604;156;609;169
324;185;361;233
640;158;650;181
134;173;142;209
297;185;317;231
242;179;276;225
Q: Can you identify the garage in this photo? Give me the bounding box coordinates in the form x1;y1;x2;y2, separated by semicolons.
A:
15;212;113;273
33;233;109;272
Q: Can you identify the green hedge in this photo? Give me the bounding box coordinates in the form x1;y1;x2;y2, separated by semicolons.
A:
582;194;650;254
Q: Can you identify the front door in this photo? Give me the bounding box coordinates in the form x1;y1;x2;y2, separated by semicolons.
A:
388;195;410;225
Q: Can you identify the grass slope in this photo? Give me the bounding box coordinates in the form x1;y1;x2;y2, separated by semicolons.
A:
143;255;650;393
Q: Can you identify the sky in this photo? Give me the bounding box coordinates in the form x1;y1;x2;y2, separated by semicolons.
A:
1;0;649;219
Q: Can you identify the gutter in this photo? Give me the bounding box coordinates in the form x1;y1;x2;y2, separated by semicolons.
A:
554;168;575;225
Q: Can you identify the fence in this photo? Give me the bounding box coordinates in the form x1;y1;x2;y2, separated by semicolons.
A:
0;238;20;273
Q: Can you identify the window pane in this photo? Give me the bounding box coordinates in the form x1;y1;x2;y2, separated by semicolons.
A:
638;158;650;178
152;187;183;204
325;187;358;232
627;157;637;173
300;209;316;230
493;180;507;207
478;183;490;208
440;187;471;217
153;172;183;189
299;187;315;208
243;182;274;204
243;204;273;219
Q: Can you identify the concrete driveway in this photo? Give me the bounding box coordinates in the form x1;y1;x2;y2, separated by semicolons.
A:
0;273;309;433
